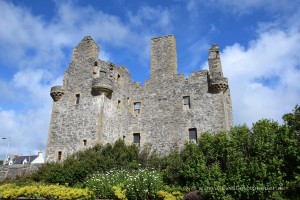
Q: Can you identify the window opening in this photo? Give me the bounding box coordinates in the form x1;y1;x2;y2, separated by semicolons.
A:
134;102;141;114
76;94;80;104
58;151;62;161
133;133;140;146
118;100;121;111
83;140;87;146
183;96;190;108
93;62;98;74
117;74;121;84
189;128;197;143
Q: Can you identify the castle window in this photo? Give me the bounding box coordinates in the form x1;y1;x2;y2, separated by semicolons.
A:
183;96;190;108
83;140;87;146
57;151;62;161
134;102;141;114
118;100;121;111
189;128;197;143
76;94;80;104
133;133;140;146
117;74;121;84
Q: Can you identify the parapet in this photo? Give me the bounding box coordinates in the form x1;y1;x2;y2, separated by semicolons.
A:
209;77;229;92
50;86;65;102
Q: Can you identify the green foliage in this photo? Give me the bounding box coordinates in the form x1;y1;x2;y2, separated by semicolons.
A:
160;149;183;185
157;190;184;200
158;112;300;199
0;183;94;200
15;106;299;199
31;139;139;186
112;184;128;200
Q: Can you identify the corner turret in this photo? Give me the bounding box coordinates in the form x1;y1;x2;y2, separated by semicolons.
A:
208;44;228;92
50;86;64;102
91;61;114;97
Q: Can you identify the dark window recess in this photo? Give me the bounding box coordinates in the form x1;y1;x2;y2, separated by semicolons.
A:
100;70;107;76
189;128;197;142
83;140;87;146
117;74;121;83
76;94;80;104
133;133;140;145
183;96;190;108
134;102;141;114
58;151;62;161
118;100;121;110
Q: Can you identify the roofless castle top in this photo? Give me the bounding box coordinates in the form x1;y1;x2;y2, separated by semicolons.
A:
46;34;233;162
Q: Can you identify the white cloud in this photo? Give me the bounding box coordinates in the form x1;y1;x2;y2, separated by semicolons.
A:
221;27;300;125
204;0;299;15
0;107;50;158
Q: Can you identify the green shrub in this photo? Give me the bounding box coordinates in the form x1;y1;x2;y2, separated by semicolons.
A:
0;183;94;200
31;140;139;186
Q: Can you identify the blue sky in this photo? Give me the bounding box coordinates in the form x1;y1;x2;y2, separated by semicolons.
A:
0;0;299;159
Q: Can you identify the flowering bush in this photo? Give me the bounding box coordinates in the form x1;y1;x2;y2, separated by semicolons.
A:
86;169;164;199
0;183;94;200
157;190;184;200
112;184;128;200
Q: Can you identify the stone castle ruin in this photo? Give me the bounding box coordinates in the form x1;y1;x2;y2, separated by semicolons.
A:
46;34;233;162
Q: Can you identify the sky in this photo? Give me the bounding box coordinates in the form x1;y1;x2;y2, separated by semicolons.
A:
0;0;299;160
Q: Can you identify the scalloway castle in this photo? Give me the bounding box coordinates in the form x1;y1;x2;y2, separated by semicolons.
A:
46;34;233;162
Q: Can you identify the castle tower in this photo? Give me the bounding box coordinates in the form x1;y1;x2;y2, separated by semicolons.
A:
208;44;233;130
151;34;177;78
71;36;99;61
208;44;229;93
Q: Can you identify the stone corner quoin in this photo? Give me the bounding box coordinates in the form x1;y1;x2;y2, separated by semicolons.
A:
46;34;233;162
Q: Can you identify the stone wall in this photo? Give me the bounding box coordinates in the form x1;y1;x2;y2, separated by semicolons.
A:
0;164;41;180
46;34;233;162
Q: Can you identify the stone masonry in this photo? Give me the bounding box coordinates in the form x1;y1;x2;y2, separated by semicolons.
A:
46;34;233;162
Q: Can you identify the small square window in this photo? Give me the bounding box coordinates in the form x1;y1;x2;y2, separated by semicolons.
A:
134;102;141;114
57;151;62;161
76;94;80;104
189;128;197;143
133;133;140;145
183;96;190;108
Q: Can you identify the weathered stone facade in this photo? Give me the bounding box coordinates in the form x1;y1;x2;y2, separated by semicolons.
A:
46;34;233;162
